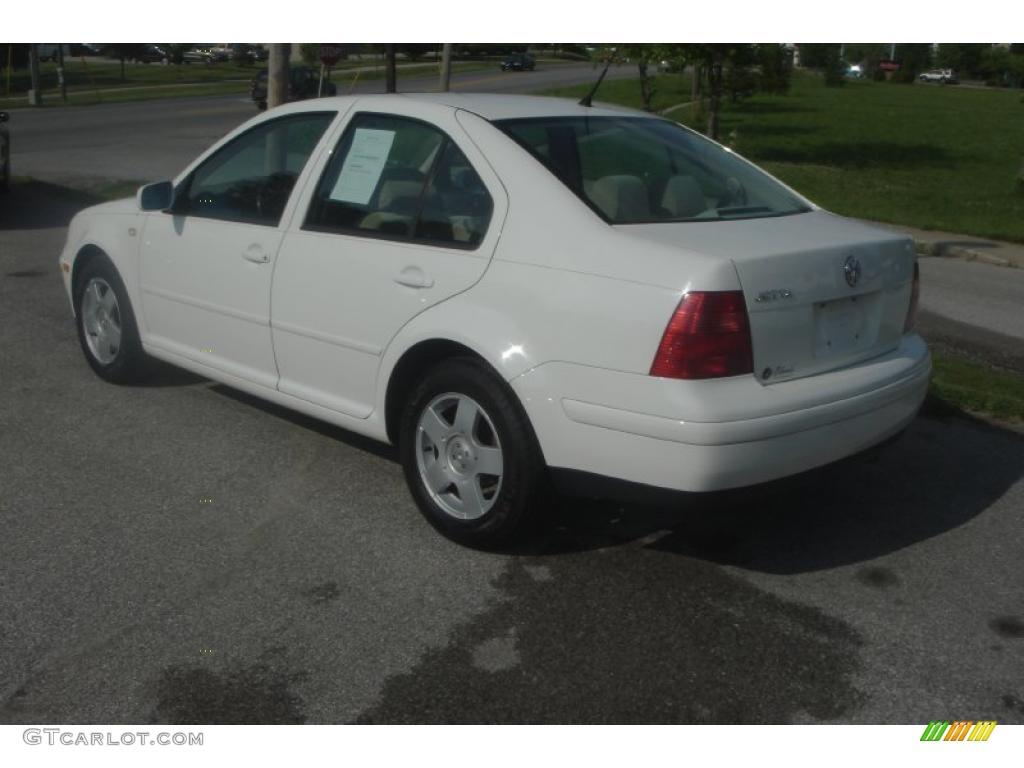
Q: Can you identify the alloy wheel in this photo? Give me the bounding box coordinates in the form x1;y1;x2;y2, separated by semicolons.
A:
80;277;122;365
415;392;504;520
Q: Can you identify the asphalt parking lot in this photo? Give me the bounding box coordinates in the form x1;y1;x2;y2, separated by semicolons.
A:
1;187;1023;724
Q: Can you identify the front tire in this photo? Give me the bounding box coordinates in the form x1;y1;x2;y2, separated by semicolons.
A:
73;256;148;384
399;357;546;547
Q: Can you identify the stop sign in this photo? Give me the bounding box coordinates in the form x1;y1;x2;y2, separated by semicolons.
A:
320;44;343;67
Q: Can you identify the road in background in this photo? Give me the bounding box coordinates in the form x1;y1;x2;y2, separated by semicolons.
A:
917;258;1024;373
919;258;1024;342
4;62;635;186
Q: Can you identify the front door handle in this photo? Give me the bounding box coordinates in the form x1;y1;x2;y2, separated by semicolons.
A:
394;266;434;289
242;244;269;264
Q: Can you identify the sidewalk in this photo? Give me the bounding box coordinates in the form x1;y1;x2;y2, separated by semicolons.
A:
861;220;1024;268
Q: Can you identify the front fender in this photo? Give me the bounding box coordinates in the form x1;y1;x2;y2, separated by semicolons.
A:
60;200;144;320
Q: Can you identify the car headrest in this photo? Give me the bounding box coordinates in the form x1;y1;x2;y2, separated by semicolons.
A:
661;175;706;219
590;175;650;222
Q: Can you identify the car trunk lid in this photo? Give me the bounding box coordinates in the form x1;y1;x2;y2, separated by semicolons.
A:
622;210;917;384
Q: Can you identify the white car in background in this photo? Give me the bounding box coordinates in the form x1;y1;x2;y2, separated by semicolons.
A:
59;94;929;546
919;69;959;84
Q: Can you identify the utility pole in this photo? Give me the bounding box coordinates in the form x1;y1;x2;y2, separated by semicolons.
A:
57;45;67;102
268;43;290;109
385;44;397;93
439;43;452;92
28;44;42;106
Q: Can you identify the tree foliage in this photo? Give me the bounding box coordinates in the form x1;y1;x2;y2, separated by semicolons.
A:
797;44;845;86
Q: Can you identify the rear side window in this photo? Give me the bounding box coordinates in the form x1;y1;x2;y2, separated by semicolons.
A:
304;113;493;249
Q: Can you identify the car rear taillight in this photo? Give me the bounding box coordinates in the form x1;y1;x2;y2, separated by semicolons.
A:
650;291;754;380
903;261;920;333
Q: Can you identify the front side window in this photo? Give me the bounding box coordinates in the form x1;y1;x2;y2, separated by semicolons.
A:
496;116;811;224
178;112;334;226
304;113;493;248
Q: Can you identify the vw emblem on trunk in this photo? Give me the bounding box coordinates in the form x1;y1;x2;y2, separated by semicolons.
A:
843;255;862;288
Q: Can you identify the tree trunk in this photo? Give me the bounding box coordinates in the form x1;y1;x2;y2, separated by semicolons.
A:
638;61;654;111
707;60;723;140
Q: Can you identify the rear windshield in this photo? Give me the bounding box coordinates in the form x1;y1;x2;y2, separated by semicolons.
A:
495;116;811;224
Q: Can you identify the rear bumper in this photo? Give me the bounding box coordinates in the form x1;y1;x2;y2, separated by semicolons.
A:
511;333;930;493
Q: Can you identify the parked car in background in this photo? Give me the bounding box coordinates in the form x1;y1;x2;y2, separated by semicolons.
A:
0;112;10;192
183;48;215;65
250;67;336;110
58;93;929;547
845;64;864;78
37;44;70;62
919;69;959;84
236;44;268;62
190;45;229;63
501;53;535;71
69;43;100;57
134;45;170;65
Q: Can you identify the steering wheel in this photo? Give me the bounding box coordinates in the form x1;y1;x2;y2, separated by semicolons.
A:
256;172;297;222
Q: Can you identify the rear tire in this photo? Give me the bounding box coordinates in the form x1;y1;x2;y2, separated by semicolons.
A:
399;357;546;548
73;255;148;384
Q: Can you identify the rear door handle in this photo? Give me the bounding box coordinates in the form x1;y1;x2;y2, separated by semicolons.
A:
242;244;270;264
394;266;434;289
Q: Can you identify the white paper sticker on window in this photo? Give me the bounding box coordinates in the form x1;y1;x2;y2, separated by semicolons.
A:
329;128;396;205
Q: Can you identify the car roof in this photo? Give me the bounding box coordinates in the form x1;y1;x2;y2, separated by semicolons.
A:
273;92;649;122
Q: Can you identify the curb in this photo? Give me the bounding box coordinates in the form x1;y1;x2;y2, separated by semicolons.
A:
915;240;1018;268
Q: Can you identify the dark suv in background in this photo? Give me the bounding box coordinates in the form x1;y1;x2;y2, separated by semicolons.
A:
251;67;337;110
501;53;535;71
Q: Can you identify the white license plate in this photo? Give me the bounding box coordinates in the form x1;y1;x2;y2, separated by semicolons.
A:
814;296;868;356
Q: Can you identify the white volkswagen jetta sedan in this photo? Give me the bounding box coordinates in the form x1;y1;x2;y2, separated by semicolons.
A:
60;93;929;546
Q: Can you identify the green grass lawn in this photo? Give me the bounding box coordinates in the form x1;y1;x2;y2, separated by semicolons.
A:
929;351;1024;425
543;72;1024;243
544;70;694;114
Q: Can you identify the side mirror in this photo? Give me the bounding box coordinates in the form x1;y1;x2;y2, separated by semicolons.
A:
137;181;174;212
0;112;10;123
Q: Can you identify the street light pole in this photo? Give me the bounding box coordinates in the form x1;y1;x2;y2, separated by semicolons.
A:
439;43;452;92
57;45;67;102
268;43;290;109
28;44;42;106
385;44;397;93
